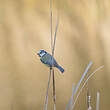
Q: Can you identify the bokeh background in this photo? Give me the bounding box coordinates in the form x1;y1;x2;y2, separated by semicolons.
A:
0;0;110;110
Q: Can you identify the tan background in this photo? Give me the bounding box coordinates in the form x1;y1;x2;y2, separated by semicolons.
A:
0;0;110;110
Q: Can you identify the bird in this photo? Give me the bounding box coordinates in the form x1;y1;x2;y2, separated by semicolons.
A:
37;50;64;73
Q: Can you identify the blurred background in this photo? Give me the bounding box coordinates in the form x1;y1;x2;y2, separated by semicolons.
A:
0;0;110;110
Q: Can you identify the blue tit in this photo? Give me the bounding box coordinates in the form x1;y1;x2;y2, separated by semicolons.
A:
37;50;64;73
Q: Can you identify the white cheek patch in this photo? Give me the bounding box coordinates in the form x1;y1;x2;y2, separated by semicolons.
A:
40;52;46;57
38;50;42;54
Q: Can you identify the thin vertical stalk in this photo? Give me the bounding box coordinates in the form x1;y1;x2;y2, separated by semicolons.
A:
50;0;59;109
86;68;92;110
87;88;89;109
70;83;75;110
96;92;100;110
52;17;59;56
52;69;56;102
44;69;52;110
52;69;56;110
50;0;53;51
52;16;59;110
50;0;56;109
50;6;59;110
87;94;92;110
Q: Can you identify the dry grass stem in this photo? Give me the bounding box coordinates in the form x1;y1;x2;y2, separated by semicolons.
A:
96;92;100;110
72;65;104;109
52;69;56;110
87;95;92;110
43;69;52;110
44;0;59;110
66;61;93;110
70;83;75;110
50;0;53;51
52;17;59;56
74;61;93;94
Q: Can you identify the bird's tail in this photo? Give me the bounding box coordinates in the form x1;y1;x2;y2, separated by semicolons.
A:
56;65;64;73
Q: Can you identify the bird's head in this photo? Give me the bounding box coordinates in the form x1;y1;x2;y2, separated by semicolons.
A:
37;50;47;57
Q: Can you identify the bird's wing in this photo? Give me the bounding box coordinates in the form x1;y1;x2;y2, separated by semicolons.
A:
40;54;58;67
40;54;52;66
